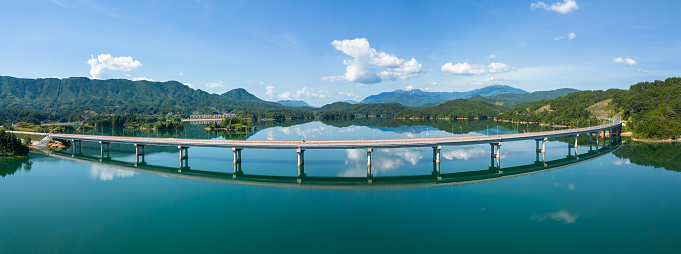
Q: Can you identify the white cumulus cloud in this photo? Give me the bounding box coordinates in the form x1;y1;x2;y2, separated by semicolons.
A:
274;86;328;100
327;38;423;85
531;0;579;14
569;32;576;40
183;82;195;89
469;77;517;87
87;53;142;79
338;91;360;98
205;81;225;88
322;75;345;82
613;57;636;65
441;62;516;75
554;36;564;41
637;69;649;73
132;77;154;82
266;86;276;98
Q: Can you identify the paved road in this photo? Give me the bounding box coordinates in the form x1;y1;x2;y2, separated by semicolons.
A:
10;122;621;150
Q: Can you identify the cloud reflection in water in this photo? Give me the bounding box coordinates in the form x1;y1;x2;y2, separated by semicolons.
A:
531;210;578;224
90;164;134;181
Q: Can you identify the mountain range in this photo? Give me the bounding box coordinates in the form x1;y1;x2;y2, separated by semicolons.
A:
360;85;528;107
276;100;314;107
0;76;578;114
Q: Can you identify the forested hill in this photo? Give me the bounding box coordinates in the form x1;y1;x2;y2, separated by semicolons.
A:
497;77;681;140
317;102;408;119
395;99;506;119
0;76;305;119
468;88;580;107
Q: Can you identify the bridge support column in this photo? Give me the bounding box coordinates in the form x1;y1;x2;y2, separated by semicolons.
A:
178;146;189;160
232;148;242;164
99;141;110;159
432;146;442;163
134;144;145;156
135;152;146;166
367;148;373;166
71;139;81;156
490;142;502;159
432;161;442;180
297;148;305;166
604;130;610;146
233;163;243;178
99;141;110;152
297;165;306;183
535;138;547;153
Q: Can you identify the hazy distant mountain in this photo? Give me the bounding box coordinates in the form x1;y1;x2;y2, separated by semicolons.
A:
341;100;359;104
277;100;314;107
361;85;528;106
467;88;580;107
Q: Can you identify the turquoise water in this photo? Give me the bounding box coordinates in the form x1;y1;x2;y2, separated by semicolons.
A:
1;120;680;253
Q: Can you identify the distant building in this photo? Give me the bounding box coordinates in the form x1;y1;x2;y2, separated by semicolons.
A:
189;113;237;119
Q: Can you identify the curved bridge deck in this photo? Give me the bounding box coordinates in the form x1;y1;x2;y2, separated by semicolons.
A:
37;122;621;150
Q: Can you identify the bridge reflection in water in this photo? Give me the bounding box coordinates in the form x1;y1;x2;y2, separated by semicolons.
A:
48;138;621;189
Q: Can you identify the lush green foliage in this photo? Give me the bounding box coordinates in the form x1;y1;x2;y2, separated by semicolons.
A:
468;88;580;107
496;89;625;127
206;117;251;130
0;108;52;125
0;130;29;156
0;157;31;177
395;99;505;119
0;76;313;120
86;114;184;130
317;102;408;119
614;140;681;172
612;77;681;139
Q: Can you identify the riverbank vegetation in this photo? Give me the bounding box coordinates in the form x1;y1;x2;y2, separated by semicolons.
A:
205;117;251;131
395;100;505;120
86;114;184;130
316;102;407;119
0;130;29;156
496;77;680;140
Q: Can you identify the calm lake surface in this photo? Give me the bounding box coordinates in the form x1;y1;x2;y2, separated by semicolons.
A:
1;120;680;253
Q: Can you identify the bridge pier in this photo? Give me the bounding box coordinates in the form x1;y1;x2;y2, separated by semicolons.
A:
71;139;81;156
567;134;579;148
432;162;442;180
99;141;110;152
589;132;599;151
135;152;146;166
432;146;442;163
233;163;243;178
178;146;189;160
297;165;306;183
297;148;305;166
491;157;501;172
134;144;145;156
232;148;242;164
180;158;189;171
490;142;502;159
535;151;547;166
535;138;547;153
367;148;373;166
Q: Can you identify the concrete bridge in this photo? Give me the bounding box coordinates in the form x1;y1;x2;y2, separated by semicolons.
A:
46;139;621;189
12;122;622;168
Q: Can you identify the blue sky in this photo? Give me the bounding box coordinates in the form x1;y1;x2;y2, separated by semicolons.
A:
0;0;679;106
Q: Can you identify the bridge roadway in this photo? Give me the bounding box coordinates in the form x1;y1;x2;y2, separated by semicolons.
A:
41;122;621;149
46;141;620;190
